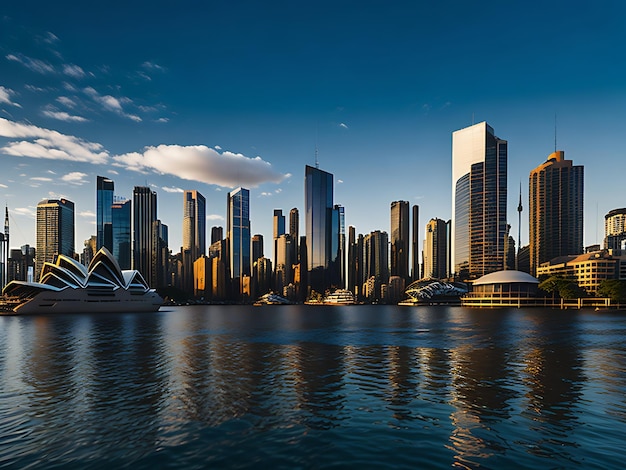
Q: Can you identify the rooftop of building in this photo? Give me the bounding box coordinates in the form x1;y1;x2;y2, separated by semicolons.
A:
473;270;539;286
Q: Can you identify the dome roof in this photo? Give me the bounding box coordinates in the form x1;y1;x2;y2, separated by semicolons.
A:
473;270;539;286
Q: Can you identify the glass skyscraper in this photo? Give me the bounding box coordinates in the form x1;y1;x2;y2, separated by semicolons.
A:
182;190;206;293
96;176;114;250
390;200;410;282
228;187;251;298
36;198;75;276
133;186;157;286
452;122;507;280
112;199;131;270
305;165;336;295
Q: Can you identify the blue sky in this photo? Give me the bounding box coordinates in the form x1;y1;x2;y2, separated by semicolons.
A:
1;1;625;257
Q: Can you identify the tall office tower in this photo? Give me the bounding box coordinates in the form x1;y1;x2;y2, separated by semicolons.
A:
273;209;285;279
211;226;223;245
332;204;345;288
412;205;420;281
347;225;357;295
182;190;206;294
275;234;293;293
133;186;157;286
1;206;8;288
452;121;507;280
604;208;626;250
423;218;448;279
227;187;251;298
391;201;410;282
152;220;169;288
36;198;75;277
252;234;264;264
305;165;338;295
289;207;299;263
112;199;131;269
96;176;114;250
362;230;389;300
529;151;584;275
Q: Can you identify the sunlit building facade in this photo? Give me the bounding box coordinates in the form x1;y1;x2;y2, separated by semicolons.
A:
36;198;75;277
529;151;584;276
182;190;206;294
228;187;251;298
452;122;507;280
604;208;626;250
133;186;157;286
423;218;448;280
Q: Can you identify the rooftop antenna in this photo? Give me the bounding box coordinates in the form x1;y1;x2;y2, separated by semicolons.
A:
554;113;557;153
315;123;319;169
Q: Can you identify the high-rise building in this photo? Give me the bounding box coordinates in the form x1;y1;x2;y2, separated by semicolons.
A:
289;207;299;264
305;165;341;295
604;208;626;250
452;121;507;280
227;187;251;298
347;225;357;295
252;234;264;264
529;151;584;275
182;190;206;294
423;218;448;280
391;201;410;282
211;226;223;245
112;199;131;270
412;205;420;281
96;176;114;251
152;220;169;288
332;204;345;289
36;198;75;277
273;209;285;280
133;186;157;286
361;230;389;301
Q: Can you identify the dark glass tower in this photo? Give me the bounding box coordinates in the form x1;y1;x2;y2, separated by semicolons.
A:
305;165;335;295
452;122;507;280
96;176;114;250
36;198;75;276
228;187;251;298
182;190;206;293
390;200;410;282
112;199;131;269
133;186;157;286
529;151;584;275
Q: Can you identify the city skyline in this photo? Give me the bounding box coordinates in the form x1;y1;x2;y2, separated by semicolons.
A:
1;2;625;257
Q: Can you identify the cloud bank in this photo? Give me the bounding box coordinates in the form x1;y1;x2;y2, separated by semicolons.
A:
113;145;289;188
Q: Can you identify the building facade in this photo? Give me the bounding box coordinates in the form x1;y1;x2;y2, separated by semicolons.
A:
182;190;206;294
228;187;251;298
96;176;114;251
390;200;410;283
452;122;507;280
112;199;131;270
529;151;584;276
132;186;157;286
36;198;75;277
605;208;626;250
423;218;448;280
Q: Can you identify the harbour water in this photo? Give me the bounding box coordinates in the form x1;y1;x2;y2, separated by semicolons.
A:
1;305;625;469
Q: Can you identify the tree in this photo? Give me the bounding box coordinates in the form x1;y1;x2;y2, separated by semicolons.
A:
597;279;626;303
538;276;586;299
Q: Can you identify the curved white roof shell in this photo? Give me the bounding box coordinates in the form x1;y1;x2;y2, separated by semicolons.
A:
473;270;539;286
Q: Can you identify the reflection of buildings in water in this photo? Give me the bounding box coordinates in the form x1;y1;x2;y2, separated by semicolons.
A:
386;345;420;420
446;409;492;468
417;347;452;396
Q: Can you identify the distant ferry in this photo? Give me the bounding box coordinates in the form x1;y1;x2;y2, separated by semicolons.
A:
0;248;162;315
322;289;356;305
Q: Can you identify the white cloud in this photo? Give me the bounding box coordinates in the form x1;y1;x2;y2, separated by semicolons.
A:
0;117;108;163
112;145;288;188
25;84;47;93
0;86;21;108
156;117;169;123
13;207;36;218
83;87;141;122
108;169;119;175
44;32;60;44
142;61;165;72
0;183;7;188
162;186;184;193
63;64;85;79
31;177;53;182
62;172;89;185
79;210;96;218
259;192;272;197
337;179;344;183
6;54;55;74
42;109;88;122
56;96;77;108
207;214;224;221
339;122;349;129
214;145;222;150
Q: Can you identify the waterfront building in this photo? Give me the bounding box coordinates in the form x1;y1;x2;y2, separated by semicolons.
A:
96;176;114;251
452;121;507;280
228;187;251;299
182;190;206;294
423;218;448;280
132;186;157;286
412;205;420;281
529;151;584;276
391;200;410;283
332;204;345;289
536;249;626;295
36;198;75;277
305;165;337;295
605;208;626;250
461;270;540;307
111;199;131;270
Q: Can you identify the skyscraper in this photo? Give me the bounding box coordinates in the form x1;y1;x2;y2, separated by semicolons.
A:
305;165;335;295
412;204;420;280
133;186;157;286
96;176;114;250
390;200;410;282
529;151;584;275
182;190;206;293
605;208;626;250
252;234;264;264
211;226;223;245
289;207;299;264
36;198;75;276
227;187;251;298
423;218;448;279
273;209;285;279
452;121;507;280
112;199;131;270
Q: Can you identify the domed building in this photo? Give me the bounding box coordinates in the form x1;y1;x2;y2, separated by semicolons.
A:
461;270;540;307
